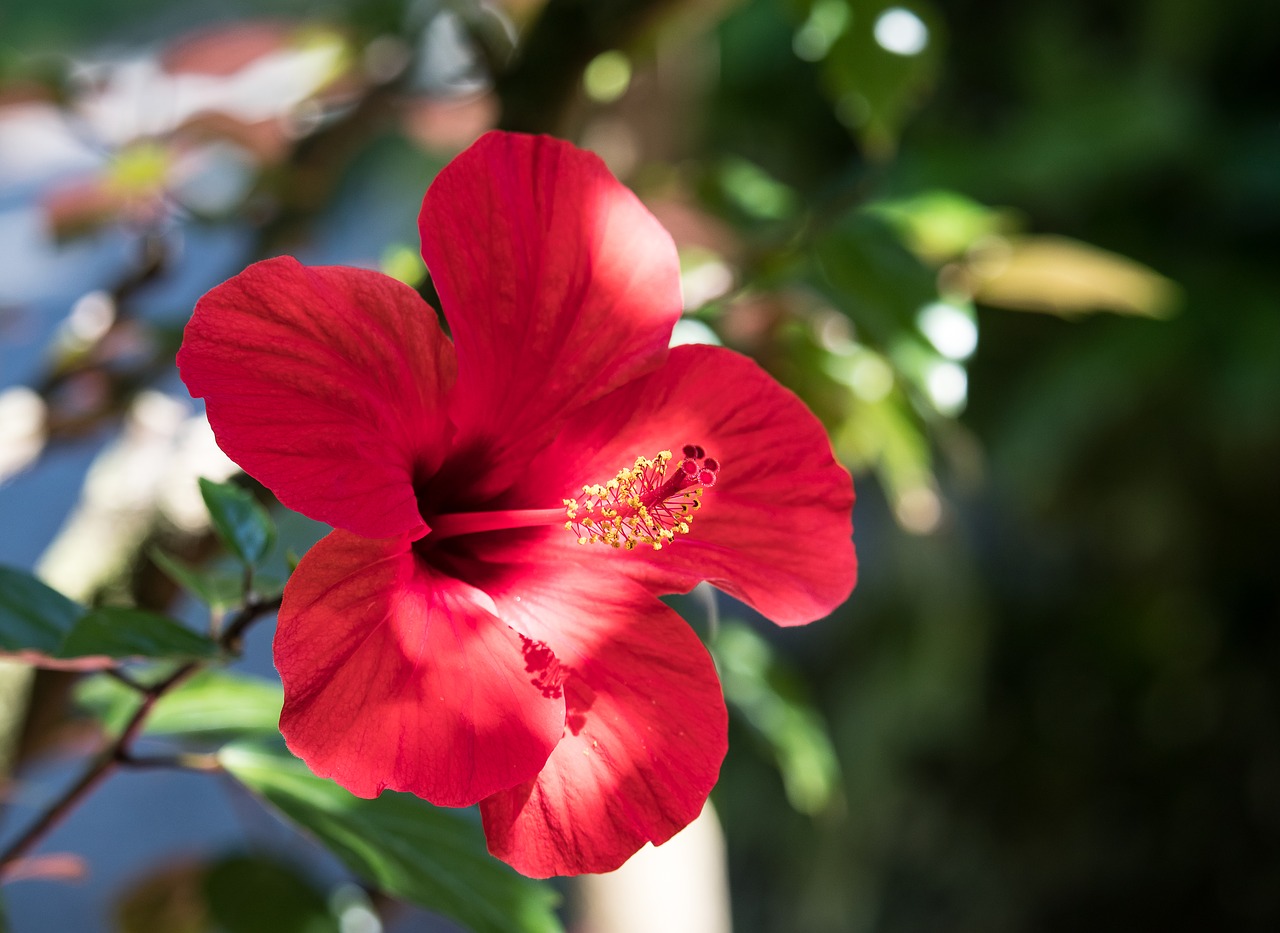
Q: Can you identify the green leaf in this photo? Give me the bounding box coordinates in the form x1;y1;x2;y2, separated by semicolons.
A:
149;548;245;611
713;621;842;815
64;608;219;662
0;565;81;657
966;234;1180;319
0;566;218;667
204;854;337;933
220;744;562;933
717;156;798;221
77;670;283;738
802;0;944;157
810;211;939;348
199;478;276;567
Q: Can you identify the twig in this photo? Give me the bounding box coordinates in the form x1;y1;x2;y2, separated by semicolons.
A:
103;667;147;694
116;751;221;772
0;594;281;878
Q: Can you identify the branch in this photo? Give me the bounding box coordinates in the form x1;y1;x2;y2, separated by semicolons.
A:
0;594;281;878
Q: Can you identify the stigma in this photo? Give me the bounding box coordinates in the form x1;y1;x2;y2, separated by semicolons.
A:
564;445;720;550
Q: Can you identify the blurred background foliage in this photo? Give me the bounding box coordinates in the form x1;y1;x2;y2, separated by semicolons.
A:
1;0;1277;929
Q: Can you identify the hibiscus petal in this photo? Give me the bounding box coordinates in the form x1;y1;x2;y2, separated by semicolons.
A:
470;561;727;877
275;531;565;807
522;345;856;626
178;257;454;539
419;132;682;494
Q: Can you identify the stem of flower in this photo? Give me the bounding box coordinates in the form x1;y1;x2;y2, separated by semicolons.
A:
427;507;566;540
0;593;282;879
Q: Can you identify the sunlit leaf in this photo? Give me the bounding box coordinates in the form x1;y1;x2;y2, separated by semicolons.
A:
965;234;1180;318
199;478;276;567
718;157;799;221
866;190;1013;263
77;670;282;739
220;744;563;933
713;621;842;815
0;566;217;668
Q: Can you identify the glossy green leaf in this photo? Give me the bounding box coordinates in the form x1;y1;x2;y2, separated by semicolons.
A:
0;566;217;667
77;670;283;738
0;565;82;657
199;478;275;567
149;548;245;611
220;744;563;933
63;608;219;662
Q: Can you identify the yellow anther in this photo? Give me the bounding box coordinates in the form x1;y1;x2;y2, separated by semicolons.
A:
562;447;710;551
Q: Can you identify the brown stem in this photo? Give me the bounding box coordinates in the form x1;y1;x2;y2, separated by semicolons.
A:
0;594;281;878
117;751;221;772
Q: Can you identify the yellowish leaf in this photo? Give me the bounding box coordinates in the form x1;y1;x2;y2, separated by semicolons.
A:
966;235;1179;318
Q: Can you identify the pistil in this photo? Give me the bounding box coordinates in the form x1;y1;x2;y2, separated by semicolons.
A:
426;445;720;550
428;507;567;541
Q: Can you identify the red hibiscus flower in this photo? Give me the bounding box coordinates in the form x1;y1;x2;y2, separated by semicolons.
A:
177;131;855;877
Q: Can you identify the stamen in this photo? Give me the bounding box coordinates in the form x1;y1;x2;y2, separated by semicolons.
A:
564;446;720;550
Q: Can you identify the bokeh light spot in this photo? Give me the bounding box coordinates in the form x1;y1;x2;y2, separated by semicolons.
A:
849;352;894;403
584;51;632;103
873;7;929;56
926;360;968;414
917;301;978;360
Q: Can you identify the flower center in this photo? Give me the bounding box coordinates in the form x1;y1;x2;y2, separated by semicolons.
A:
564;445;720;551
422;444;719;548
